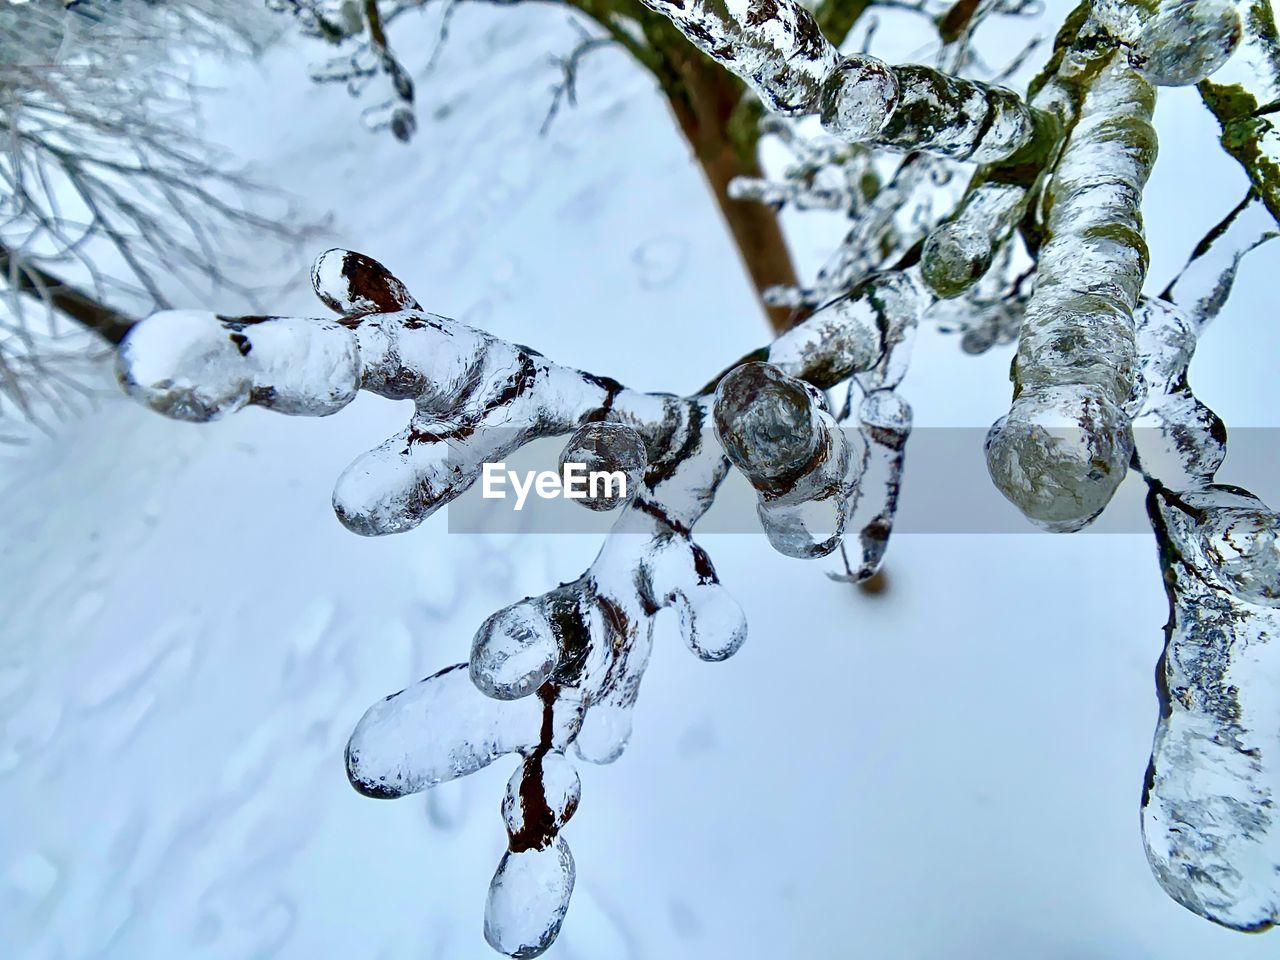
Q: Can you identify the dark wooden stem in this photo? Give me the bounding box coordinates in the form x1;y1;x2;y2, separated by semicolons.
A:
0;245;135;345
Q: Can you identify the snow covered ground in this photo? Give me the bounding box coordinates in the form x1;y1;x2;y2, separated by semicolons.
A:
4;3;1280;958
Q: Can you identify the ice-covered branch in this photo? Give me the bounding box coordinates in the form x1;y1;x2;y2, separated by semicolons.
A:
985;55;1156;532
1130;203;1280;931
1198;0;1280;222
635;0;1038;162
116;247;924;955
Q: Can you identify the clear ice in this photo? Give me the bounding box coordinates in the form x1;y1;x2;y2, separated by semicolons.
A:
986;56;1156;532
106;0;1280;946
1133;192;1280;931
115;248;923;954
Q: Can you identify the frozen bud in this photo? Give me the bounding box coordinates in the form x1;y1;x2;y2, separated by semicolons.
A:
985;385;1134;532
819;55;899;141
714;362;859;559
484;837;575;959
116;311;360;422
311;248;419;316
471;602;559;700
1130;0;1242;87
502;753;581;847
922;222;994;299
1198;509;1280;606
558;421;648;511
713;362;824;487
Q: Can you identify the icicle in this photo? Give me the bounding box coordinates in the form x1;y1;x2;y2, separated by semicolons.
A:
1143;486;1280;931
834;386;911;582
986;57;1156;531
1128;186;1280;931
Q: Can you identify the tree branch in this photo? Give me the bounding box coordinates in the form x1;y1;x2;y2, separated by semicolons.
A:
0;243;136;345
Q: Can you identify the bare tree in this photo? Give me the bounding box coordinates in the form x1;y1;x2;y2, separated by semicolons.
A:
0;0;302;426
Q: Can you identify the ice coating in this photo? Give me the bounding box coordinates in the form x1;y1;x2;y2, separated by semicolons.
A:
636;0;839;115
835;387;911;582
1144;486;1280;931
470;603;560;701
115;310;361;422
730;118;877;218
484;838;575;958
300;2;417;140
1198;0;1280;221
874;66;1036;162
767;271;922;384
1129;0;1242;86
636;0;1034;162
557;421;648;511
1126;190;1280;930
921;182;1027;298
120;246;903;955
1197;508;1280;606
713;362;862;559
1131;299;1225;488
717;125;928;573
819;55;898;141
986;57;1156;532
345;664;578;798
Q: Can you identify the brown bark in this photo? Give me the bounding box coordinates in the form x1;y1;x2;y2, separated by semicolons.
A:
656;44;798;333
0;244;135;345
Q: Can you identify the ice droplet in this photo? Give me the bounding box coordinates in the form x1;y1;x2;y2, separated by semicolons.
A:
712;362;822;485
819;55;898;141
921;222;993;298
471;602;559;701
485;838;576;958
713;362;859;558
502;753;581;843
985;385;1134;532
558;422;648;512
